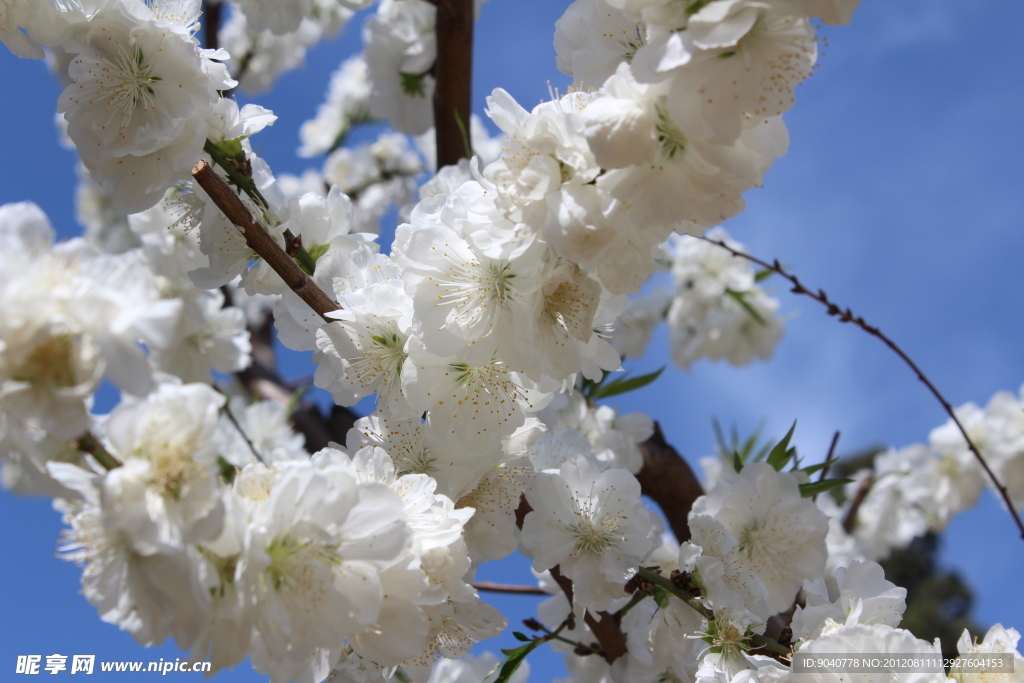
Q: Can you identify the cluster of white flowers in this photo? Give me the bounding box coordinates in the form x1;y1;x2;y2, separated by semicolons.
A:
837;384;1024;561
521;451;1022;683
8;1;1024;683
612;226;784;369
221;0;353;94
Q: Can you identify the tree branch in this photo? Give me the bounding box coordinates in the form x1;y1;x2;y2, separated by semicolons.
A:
472;581;547;596
202;0;221;52
700;234;1024;541
549;566;628;663
73;432;121;471
514;498;628;662
636;421;704;543
191;160;341;322
428;0;474;168
842;472;874;535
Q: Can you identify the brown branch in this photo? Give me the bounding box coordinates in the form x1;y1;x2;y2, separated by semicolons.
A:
235;323;338;454
428;0;474;168
842;473;874;535
472;581;547;596
636;421;704;543
812;430;841;502
514;498;628;663
549;567;628;663
700;234;1024;541
191;160;341;322
73;432;121;471
202;1;221;52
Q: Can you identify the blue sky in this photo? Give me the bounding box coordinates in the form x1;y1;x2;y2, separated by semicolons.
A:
2;0;1024;680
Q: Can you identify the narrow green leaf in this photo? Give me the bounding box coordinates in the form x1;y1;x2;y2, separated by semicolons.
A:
799;478;853;498
511;631;531;642
712;417;728;455
767;421;797;471
754;268;774;282
492;642;540;683
454;109;475;159
591;367;665;400
801;458;838;476
724;288;767;326
732;450;744;473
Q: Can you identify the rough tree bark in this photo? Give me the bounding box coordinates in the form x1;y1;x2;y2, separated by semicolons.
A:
428;0;474;168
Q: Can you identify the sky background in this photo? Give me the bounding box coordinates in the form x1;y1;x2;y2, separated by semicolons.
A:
2;0;1024;680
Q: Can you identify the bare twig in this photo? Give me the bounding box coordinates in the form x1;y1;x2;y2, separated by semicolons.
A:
700;234;1024;540
222;399;265;464
842;473;874;535
813;430;841;501
472;581;547;596
73;432;121;471
549;567;628;663
427;0;474;168
636;421;704;543
513;498;628;662
191;160;340;322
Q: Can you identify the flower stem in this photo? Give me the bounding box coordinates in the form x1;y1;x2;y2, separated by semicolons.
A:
74;433;121;471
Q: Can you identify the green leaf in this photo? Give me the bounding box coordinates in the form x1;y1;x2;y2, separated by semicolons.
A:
216;456;237;485
490;641;540;683
653;585;671;609
454;109;475;159
712;417;728;455
799;478;853;498
732;450;744;473
766;421;797;471
307;243;330;262
591;367;665;401
801;458;838;476
511;631;532;642
754;268;774;282
219;135;251;161
724;288;767;326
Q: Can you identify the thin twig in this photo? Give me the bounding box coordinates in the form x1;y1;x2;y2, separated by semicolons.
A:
550;566;628;662
842;473;874;535
222;400;265;464
202;141;318;275
73;433;121;471
191;160;340;322
813;430;841;501
472;581;547;596
224;48;254;97
634;568;792;658
699;235;1024;540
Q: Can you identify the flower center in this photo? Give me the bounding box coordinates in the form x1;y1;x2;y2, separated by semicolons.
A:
655;104;688;160
567;494;619;554
11;333;80;389
82;43;163;138
264;535;338;592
